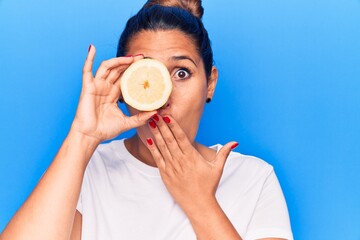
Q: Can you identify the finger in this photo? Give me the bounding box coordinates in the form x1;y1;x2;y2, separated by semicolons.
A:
153;114;184;156
94;56;135;80
107;54;145;84
82;44;96;83
214;141;238;170
161;116;192;154
106;64;131;84
121;110;158;132
145;138;165;170
133;54;145;61
148;119;182;171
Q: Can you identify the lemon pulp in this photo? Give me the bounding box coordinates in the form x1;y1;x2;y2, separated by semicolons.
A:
120;59;172;111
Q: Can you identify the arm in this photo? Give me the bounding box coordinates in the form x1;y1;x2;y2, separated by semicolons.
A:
0;46;155;240
0;131;97;240
145;115;289;240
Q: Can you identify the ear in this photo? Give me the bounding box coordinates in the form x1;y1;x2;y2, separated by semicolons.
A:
207;66;218;100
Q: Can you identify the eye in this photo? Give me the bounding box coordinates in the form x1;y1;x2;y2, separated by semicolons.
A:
174;68;191;80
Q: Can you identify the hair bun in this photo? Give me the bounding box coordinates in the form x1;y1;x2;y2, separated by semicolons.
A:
143;0;204;19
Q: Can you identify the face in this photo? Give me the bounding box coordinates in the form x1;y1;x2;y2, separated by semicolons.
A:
125;30;217;144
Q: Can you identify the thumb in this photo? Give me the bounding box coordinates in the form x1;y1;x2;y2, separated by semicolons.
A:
214;141;239;170
122;111;157;131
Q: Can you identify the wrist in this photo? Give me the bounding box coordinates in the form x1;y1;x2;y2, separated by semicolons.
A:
182;197;241;240
65;129;100;164
181;195;219;219
68;126;102;146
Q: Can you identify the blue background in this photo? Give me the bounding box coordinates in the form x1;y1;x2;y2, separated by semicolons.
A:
1;0;359;239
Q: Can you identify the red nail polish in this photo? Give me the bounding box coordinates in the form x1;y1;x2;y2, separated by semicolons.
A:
147;138;153;145
125;54;133;57
152;114;159;122
231;143;239;150
134;53;144;57
88;44;92;53
149;120;157;129
163;116;171;124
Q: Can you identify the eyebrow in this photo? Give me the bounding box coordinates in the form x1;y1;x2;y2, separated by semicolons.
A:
170;55;198;67
143;55;198;67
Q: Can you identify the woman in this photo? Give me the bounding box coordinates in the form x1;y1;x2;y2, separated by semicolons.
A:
0;0;293;239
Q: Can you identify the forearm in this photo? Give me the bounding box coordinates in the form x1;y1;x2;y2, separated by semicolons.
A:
1;130;99;240
185;198;242;240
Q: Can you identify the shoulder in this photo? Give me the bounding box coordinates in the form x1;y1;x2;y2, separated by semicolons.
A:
94;139;125;158
211;143;273;173
228;151;273;174
229;152;273;186
211;144;274;184
85;139;127;173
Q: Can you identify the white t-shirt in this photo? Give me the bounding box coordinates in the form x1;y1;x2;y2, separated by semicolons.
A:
77;139;293;240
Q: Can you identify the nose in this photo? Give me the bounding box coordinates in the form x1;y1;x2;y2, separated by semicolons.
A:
158;78;173;113
159;83;173;110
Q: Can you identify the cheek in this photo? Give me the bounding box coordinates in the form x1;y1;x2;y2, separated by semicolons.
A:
171;81;207;105
170;82;207;123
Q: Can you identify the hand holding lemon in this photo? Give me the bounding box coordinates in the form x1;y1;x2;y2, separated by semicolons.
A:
71;46;158;143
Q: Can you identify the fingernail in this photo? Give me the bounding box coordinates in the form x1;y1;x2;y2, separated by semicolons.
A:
125;54;133;57
88;44;92;53
149;120;157;129
147;138;153;145
231;143;239;150
163;116;171;124
152;114;159;122
134;53;144;57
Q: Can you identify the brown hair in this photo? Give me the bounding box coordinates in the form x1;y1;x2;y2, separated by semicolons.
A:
143;0;204;19
117;0;214;79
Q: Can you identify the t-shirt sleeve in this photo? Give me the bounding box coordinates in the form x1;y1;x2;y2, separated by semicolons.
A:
76;192;83;214
76;169;89;215
245;169;293;240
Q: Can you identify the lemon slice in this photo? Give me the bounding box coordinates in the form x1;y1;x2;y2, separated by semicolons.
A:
120;58;172;111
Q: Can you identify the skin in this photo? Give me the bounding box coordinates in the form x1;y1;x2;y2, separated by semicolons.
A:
0;49;156;240
0;29;287;240
125;30;239;239
124;29;219;167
